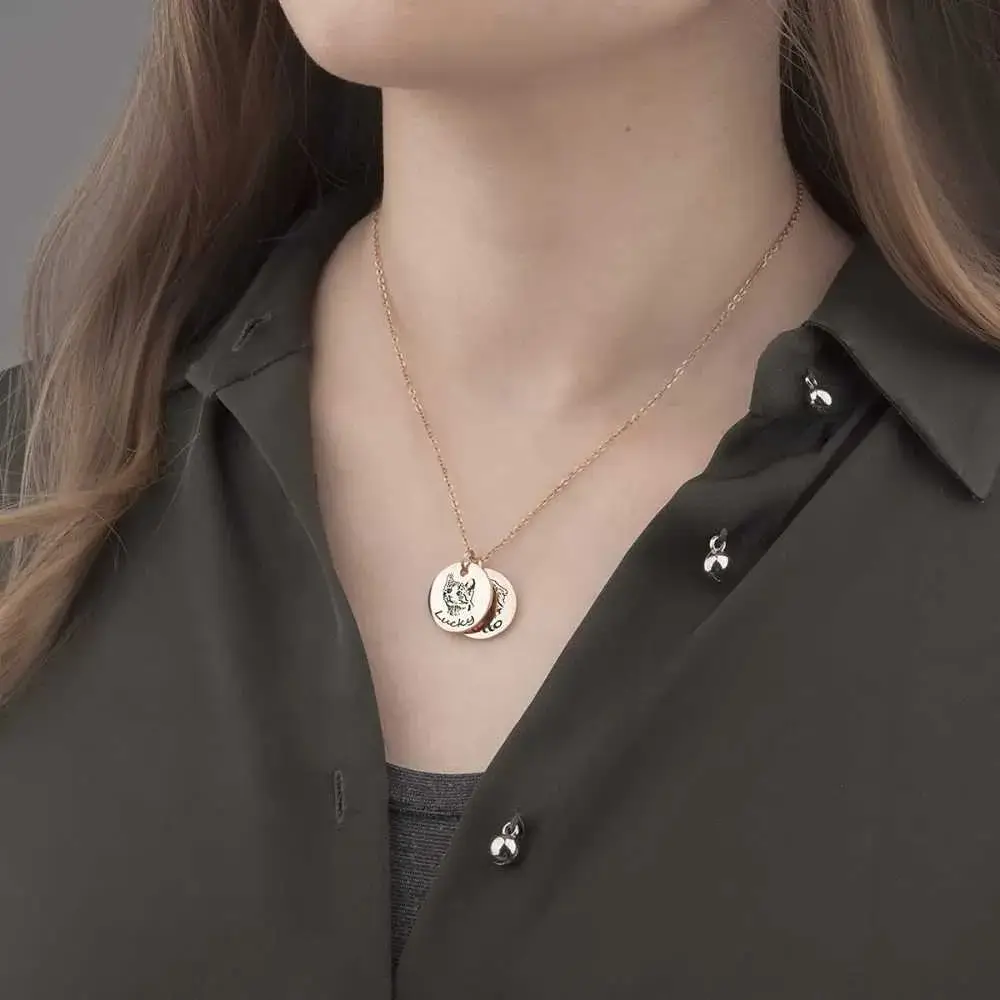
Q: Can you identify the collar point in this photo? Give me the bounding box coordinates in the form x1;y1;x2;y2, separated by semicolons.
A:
953;462;997;503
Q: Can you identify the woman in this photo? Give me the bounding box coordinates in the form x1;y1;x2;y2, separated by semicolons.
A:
2;0;1000;995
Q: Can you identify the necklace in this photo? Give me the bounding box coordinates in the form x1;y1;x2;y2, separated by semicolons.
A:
371;175;805;639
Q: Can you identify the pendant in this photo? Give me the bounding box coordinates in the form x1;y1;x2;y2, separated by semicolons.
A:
465;568;517;640
428;561;495;633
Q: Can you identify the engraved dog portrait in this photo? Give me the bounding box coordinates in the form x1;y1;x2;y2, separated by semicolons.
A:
442;572;477;617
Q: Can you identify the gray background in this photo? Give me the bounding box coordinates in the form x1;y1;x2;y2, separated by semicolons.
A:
0;3;151;368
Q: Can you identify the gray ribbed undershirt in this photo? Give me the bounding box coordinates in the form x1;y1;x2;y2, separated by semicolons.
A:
387;762;482;972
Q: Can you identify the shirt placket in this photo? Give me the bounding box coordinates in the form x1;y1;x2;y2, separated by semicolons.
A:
391;331;882;994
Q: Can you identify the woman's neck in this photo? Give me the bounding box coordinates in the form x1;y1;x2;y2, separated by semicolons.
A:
371;2;847;409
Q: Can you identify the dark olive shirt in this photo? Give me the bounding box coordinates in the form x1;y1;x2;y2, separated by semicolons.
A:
3;183;1000;999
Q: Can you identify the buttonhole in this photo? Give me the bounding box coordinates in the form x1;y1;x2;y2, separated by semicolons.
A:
231;311;272;352
331;769;347;825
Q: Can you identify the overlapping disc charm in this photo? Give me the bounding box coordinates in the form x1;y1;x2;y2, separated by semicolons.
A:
465;569;517;640
428;561;494;633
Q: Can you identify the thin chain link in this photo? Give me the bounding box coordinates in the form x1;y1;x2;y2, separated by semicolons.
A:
372;175;804;566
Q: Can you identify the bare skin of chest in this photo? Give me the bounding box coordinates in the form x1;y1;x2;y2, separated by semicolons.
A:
309;228;776;774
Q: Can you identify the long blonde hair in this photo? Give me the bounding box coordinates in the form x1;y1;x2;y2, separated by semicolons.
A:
1;0;999;703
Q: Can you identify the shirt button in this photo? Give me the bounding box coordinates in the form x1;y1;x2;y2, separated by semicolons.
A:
489;812;526;867
804;369;834;412
703;529;730;581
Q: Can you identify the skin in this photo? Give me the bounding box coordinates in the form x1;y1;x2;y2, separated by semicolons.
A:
284;0;855;772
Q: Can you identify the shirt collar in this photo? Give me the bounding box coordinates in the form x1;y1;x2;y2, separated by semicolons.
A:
174;185;375;398
808;237;1000;500
176;186;1000;501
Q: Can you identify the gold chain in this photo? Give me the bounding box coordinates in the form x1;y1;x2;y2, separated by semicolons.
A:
371;175;804;567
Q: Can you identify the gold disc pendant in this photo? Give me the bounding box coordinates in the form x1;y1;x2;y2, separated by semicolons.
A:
428;561;494;633
465;569;517;640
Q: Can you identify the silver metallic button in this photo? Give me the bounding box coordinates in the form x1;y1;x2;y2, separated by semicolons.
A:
804;369;834;412
490;812;525;867
703;529;730;582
